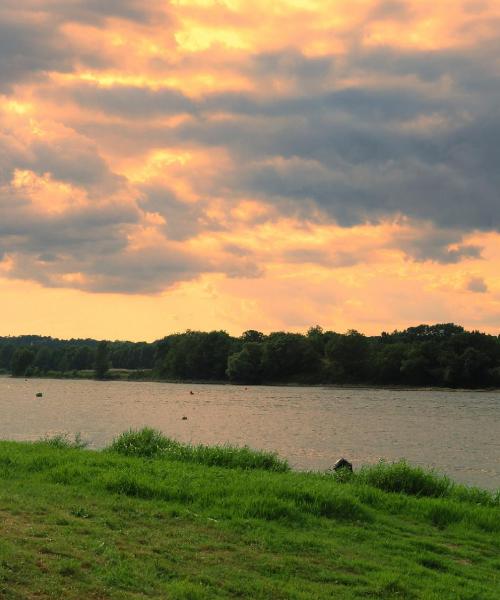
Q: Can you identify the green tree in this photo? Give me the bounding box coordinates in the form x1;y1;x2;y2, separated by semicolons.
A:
325;330;370;382
458;347;492;388
33;347;52;373
227;343;264;384
241;330;265;343
371;343;407;384
72;346;93;371
11;348;35;376
261;332;320;382
94;341;110;379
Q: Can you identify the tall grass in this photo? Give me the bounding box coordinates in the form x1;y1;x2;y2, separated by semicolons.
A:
38;432;88;449
337;459;500;507
355;460;452;497
108;427;290;472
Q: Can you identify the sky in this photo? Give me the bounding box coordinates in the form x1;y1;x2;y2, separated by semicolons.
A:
1;0;500;341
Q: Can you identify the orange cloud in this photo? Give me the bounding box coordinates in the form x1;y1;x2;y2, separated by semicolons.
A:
1;0;500;338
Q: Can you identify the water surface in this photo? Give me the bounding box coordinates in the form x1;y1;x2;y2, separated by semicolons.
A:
0;377;498;489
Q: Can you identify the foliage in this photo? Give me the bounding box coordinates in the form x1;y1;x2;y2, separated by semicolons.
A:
2;322;500;388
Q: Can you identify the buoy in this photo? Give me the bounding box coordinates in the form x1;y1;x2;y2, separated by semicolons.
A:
36;392;43;398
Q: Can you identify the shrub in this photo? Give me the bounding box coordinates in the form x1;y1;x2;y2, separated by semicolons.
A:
108;428;289;472
356;460;452;498
108;427;177;458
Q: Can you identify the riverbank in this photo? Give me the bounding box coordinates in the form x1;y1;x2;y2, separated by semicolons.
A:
3;371;500;393
0;434;498;599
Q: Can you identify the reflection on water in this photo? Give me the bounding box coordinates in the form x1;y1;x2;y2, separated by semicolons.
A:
0;377;498;489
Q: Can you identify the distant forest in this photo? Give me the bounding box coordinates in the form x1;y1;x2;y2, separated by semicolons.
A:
1;324;500;388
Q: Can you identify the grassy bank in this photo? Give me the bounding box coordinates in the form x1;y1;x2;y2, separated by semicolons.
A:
0;432;498;599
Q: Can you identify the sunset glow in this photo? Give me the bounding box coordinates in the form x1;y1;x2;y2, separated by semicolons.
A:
1;0;499;339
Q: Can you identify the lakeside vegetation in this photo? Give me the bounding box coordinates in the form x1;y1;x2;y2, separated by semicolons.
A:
2;323;500;388
0;429;498;599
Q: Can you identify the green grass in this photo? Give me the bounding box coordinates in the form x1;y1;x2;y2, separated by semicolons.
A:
108;427;290;471
0;434;498;599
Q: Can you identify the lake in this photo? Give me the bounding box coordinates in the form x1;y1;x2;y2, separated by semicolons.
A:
0;377;498;490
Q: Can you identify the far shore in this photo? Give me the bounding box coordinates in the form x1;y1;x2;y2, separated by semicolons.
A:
1;372;499;393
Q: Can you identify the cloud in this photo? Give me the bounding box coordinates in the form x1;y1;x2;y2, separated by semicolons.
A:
369;1;411;21
282;248;363;268
138;184;224;241
71;85;195;118
0;16;72;91
48;0;168;25
2;0;500;300
466;276;488;293
394;226;483;264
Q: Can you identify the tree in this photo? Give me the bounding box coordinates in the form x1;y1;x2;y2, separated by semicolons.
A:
72;346;93;371
325;330;370;382
458;347;492;388
94;341;110;379
241;330;265;344
371;343;407;384
33;347;53;373
227;343;264;384
261;332;320;382
11;348;35;376
307;325;327;354
399;350;432;385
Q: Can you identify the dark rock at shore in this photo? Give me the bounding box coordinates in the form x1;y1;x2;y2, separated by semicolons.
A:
333;458;353;472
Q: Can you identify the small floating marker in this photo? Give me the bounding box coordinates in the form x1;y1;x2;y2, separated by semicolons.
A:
36;392;43;398
182;416;188;420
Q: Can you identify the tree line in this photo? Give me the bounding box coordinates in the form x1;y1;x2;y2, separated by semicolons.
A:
1;323;500;388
